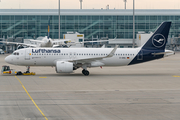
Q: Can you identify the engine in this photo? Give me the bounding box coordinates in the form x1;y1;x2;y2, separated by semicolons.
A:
55;61;73;73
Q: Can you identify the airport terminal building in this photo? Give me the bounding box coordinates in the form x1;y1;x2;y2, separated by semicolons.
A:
0;9;180;40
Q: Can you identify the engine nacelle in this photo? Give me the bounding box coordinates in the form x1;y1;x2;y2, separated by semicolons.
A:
56;61;73;73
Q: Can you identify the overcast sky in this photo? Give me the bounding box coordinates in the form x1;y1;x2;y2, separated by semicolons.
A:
0;0;180;9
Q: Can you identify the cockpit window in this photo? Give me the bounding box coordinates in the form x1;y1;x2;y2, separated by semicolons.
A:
13;52;19;55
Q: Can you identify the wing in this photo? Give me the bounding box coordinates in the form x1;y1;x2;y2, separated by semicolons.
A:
0;41;37;47
68;45;119;64
52;39;76;48
29;40;44;43
151;50;174;56
83;39;116;43
52;39;74;44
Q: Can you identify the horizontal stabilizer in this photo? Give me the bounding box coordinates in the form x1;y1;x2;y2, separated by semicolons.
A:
152;50;174;56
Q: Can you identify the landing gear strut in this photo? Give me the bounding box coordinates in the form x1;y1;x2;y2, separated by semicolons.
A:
26;66;30;73
82;69;89;76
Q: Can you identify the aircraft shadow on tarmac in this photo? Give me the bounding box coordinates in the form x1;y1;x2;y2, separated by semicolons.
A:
31;73;171;77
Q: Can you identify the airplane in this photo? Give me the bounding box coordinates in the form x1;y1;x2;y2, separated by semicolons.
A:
0;35;73;48
5;22;174;76
0;34;114;49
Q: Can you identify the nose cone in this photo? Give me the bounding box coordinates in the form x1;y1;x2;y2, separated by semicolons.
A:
5;55;12;64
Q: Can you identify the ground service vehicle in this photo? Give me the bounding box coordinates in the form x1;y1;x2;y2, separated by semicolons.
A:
1;65;35;75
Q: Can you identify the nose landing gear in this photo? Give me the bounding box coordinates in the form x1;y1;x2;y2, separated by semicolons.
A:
26;66;30;73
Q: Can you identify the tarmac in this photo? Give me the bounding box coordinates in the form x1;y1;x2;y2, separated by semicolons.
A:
0;52;180;120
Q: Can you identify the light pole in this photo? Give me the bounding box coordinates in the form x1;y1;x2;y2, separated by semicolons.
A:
79;0;83;9
58;0;60;40
133;0;135;48
124;0;127;9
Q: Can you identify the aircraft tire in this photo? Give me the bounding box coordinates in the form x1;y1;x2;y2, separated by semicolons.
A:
82;69;89;76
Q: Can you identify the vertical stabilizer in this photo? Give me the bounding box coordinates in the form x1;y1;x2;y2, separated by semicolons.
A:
129;22;172;65
142;22;171;50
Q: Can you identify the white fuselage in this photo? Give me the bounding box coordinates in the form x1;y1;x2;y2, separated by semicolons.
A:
5;48;139;67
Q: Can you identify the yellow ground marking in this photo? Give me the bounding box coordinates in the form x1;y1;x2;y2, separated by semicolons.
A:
39;77;47;78
173;75;180;77
15;76;48;120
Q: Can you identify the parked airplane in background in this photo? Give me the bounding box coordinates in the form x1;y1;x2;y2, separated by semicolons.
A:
0;36;115;48
0;36;73;48
5;22;174;76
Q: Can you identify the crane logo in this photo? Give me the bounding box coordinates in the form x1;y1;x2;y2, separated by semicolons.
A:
152;34;166;48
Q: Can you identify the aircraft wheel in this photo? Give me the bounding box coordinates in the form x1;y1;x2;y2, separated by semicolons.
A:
82;69;89;76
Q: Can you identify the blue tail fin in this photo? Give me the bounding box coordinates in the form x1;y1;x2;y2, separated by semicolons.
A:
128;22;172;65
142;22;171;50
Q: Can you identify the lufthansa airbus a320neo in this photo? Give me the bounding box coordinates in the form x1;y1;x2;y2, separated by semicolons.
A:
5;22;174;76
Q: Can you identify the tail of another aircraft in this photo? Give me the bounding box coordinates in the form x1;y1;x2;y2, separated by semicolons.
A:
47;17;51;39
142;22;171;50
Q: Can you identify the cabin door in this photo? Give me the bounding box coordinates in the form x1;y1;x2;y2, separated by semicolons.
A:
25;49;31;60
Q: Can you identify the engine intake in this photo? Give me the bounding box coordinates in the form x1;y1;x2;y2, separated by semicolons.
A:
56;61;73;73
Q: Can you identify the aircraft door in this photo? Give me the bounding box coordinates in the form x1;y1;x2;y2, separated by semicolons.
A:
137;50;143;60
25;49;31;60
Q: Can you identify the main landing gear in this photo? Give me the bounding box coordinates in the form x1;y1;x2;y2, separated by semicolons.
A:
82;69;89;76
